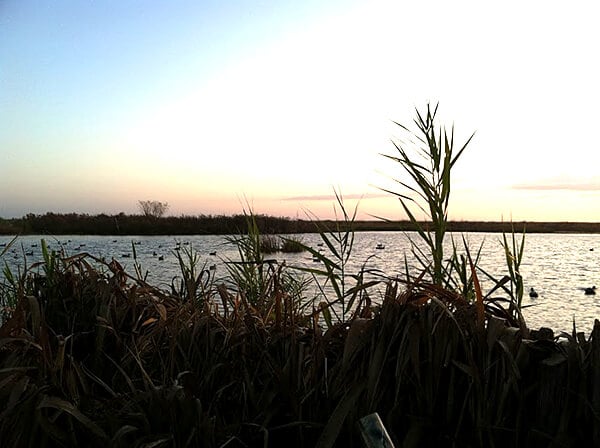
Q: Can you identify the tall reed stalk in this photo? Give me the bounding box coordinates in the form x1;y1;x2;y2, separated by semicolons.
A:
381;103;474;286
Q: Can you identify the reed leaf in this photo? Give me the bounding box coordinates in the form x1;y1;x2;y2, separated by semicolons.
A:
37;395;109;442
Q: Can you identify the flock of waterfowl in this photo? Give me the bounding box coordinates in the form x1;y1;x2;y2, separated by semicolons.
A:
311;242;386;262
528;285;596;298
1;240;84;259
2;240;599;298
526;246;598;298
0;240;218;267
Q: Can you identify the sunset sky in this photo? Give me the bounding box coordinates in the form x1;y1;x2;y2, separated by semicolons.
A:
1;0;599;221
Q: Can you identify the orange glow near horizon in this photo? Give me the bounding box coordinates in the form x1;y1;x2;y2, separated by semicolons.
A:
2;2;600;222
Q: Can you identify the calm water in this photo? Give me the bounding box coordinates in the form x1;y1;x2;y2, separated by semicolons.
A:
2;232;600;334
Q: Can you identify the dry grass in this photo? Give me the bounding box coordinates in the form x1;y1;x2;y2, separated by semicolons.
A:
2;242;600;447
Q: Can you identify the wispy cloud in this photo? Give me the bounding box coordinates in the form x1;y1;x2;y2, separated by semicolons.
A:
282;193;389;201
512;182;600;191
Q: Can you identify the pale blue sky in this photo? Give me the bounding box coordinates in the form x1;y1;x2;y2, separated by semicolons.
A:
2;0;600;220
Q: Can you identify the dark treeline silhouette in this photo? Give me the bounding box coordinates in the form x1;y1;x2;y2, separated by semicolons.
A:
0;212;313;236
1;212;600;235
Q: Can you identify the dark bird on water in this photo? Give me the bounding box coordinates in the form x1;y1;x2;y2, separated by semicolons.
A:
529;288;538;298
584;286;597;295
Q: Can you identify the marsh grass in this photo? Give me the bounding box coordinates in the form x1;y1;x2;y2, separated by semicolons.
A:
260;234;280;253
260;234;306;254
289;190;381;327
2;106;598;447
2;241;600;447
380;104;529;329
280;236;306;253
2;226;600;447
169;243;214;308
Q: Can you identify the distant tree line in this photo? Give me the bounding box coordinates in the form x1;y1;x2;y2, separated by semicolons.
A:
0;212;318;236
1;212;600;236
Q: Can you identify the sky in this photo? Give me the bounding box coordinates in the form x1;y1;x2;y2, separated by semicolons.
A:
1;0;600;221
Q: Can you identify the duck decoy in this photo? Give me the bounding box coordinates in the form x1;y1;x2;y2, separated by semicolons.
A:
376;243;385;250
584;286;597;295
158;255;164;261
529;288;538;298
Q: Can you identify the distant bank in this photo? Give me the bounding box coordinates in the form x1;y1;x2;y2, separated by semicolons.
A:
350;220;600;234
2;213;600;236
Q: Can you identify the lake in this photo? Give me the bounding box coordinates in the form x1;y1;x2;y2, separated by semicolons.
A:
2;231;600;334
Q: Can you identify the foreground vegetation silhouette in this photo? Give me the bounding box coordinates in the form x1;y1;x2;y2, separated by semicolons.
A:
2;105;600;447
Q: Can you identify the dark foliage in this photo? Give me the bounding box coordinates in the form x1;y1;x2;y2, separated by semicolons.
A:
2;254;600;447
3;212;314;236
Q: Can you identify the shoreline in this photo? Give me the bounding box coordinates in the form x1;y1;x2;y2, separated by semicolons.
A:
3;217;600;236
